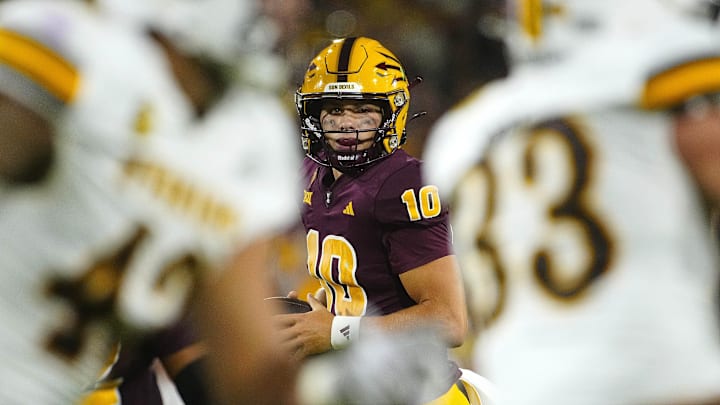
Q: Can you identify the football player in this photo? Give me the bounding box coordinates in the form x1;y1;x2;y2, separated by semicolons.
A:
424;1;720;404
88;0;308;403
0;0;300;404
285;36;475;404
87;0;307;403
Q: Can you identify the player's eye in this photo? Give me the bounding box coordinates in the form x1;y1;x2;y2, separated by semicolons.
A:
363;104;382;114
357;105;382;114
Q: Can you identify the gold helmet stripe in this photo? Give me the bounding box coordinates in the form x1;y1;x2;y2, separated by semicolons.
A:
640;56;720;110
0;28;80;103
336;37;357;82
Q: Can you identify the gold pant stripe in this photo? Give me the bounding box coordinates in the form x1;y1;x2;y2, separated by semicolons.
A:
425;381;472;405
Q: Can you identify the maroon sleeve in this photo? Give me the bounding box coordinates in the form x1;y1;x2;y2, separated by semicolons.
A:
149;316;199;358
374;160;453;274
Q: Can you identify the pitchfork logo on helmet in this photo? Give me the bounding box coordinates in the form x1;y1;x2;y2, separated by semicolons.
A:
295;37;411;172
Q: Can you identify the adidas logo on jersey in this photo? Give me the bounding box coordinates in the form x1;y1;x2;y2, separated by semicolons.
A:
343;201;354;216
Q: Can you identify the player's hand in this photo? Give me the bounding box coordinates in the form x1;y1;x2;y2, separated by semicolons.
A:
273;293;334;360
287;288;327;306
314;287;327;306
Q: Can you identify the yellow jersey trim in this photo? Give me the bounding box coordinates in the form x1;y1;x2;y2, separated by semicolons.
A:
641;57;720;109
0;28;80;103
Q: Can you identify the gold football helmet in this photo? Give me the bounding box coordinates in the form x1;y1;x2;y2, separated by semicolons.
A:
296;37;411;172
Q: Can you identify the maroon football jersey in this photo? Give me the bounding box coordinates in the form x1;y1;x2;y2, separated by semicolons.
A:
301;150;452;317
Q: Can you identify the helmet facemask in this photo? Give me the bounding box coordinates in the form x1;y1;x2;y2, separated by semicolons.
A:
299;93;406;173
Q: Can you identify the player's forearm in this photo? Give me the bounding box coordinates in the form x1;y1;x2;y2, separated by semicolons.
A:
362;300;467;347
374;255;468;346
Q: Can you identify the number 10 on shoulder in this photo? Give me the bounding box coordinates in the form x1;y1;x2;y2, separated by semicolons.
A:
401;185;441;221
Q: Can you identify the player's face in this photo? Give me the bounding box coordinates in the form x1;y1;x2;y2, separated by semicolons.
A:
0;93;54;184
319;100;383;152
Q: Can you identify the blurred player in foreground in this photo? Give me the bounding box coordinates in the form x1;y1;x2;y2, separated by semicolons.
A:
424;0;720;404
0;0;300;403
84;0;310;403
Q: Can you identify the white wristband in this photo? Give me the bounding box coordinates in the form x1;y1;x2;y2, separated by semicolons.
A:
331;316;361;350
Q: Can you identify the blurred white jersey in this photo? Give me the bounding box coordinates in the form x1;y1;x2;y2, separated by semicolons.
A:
425;16;720;405
0;1;299;404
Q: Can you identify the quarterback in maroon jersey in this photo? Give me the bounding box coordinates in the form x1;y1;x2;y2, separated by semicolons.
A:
280;36;473;404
